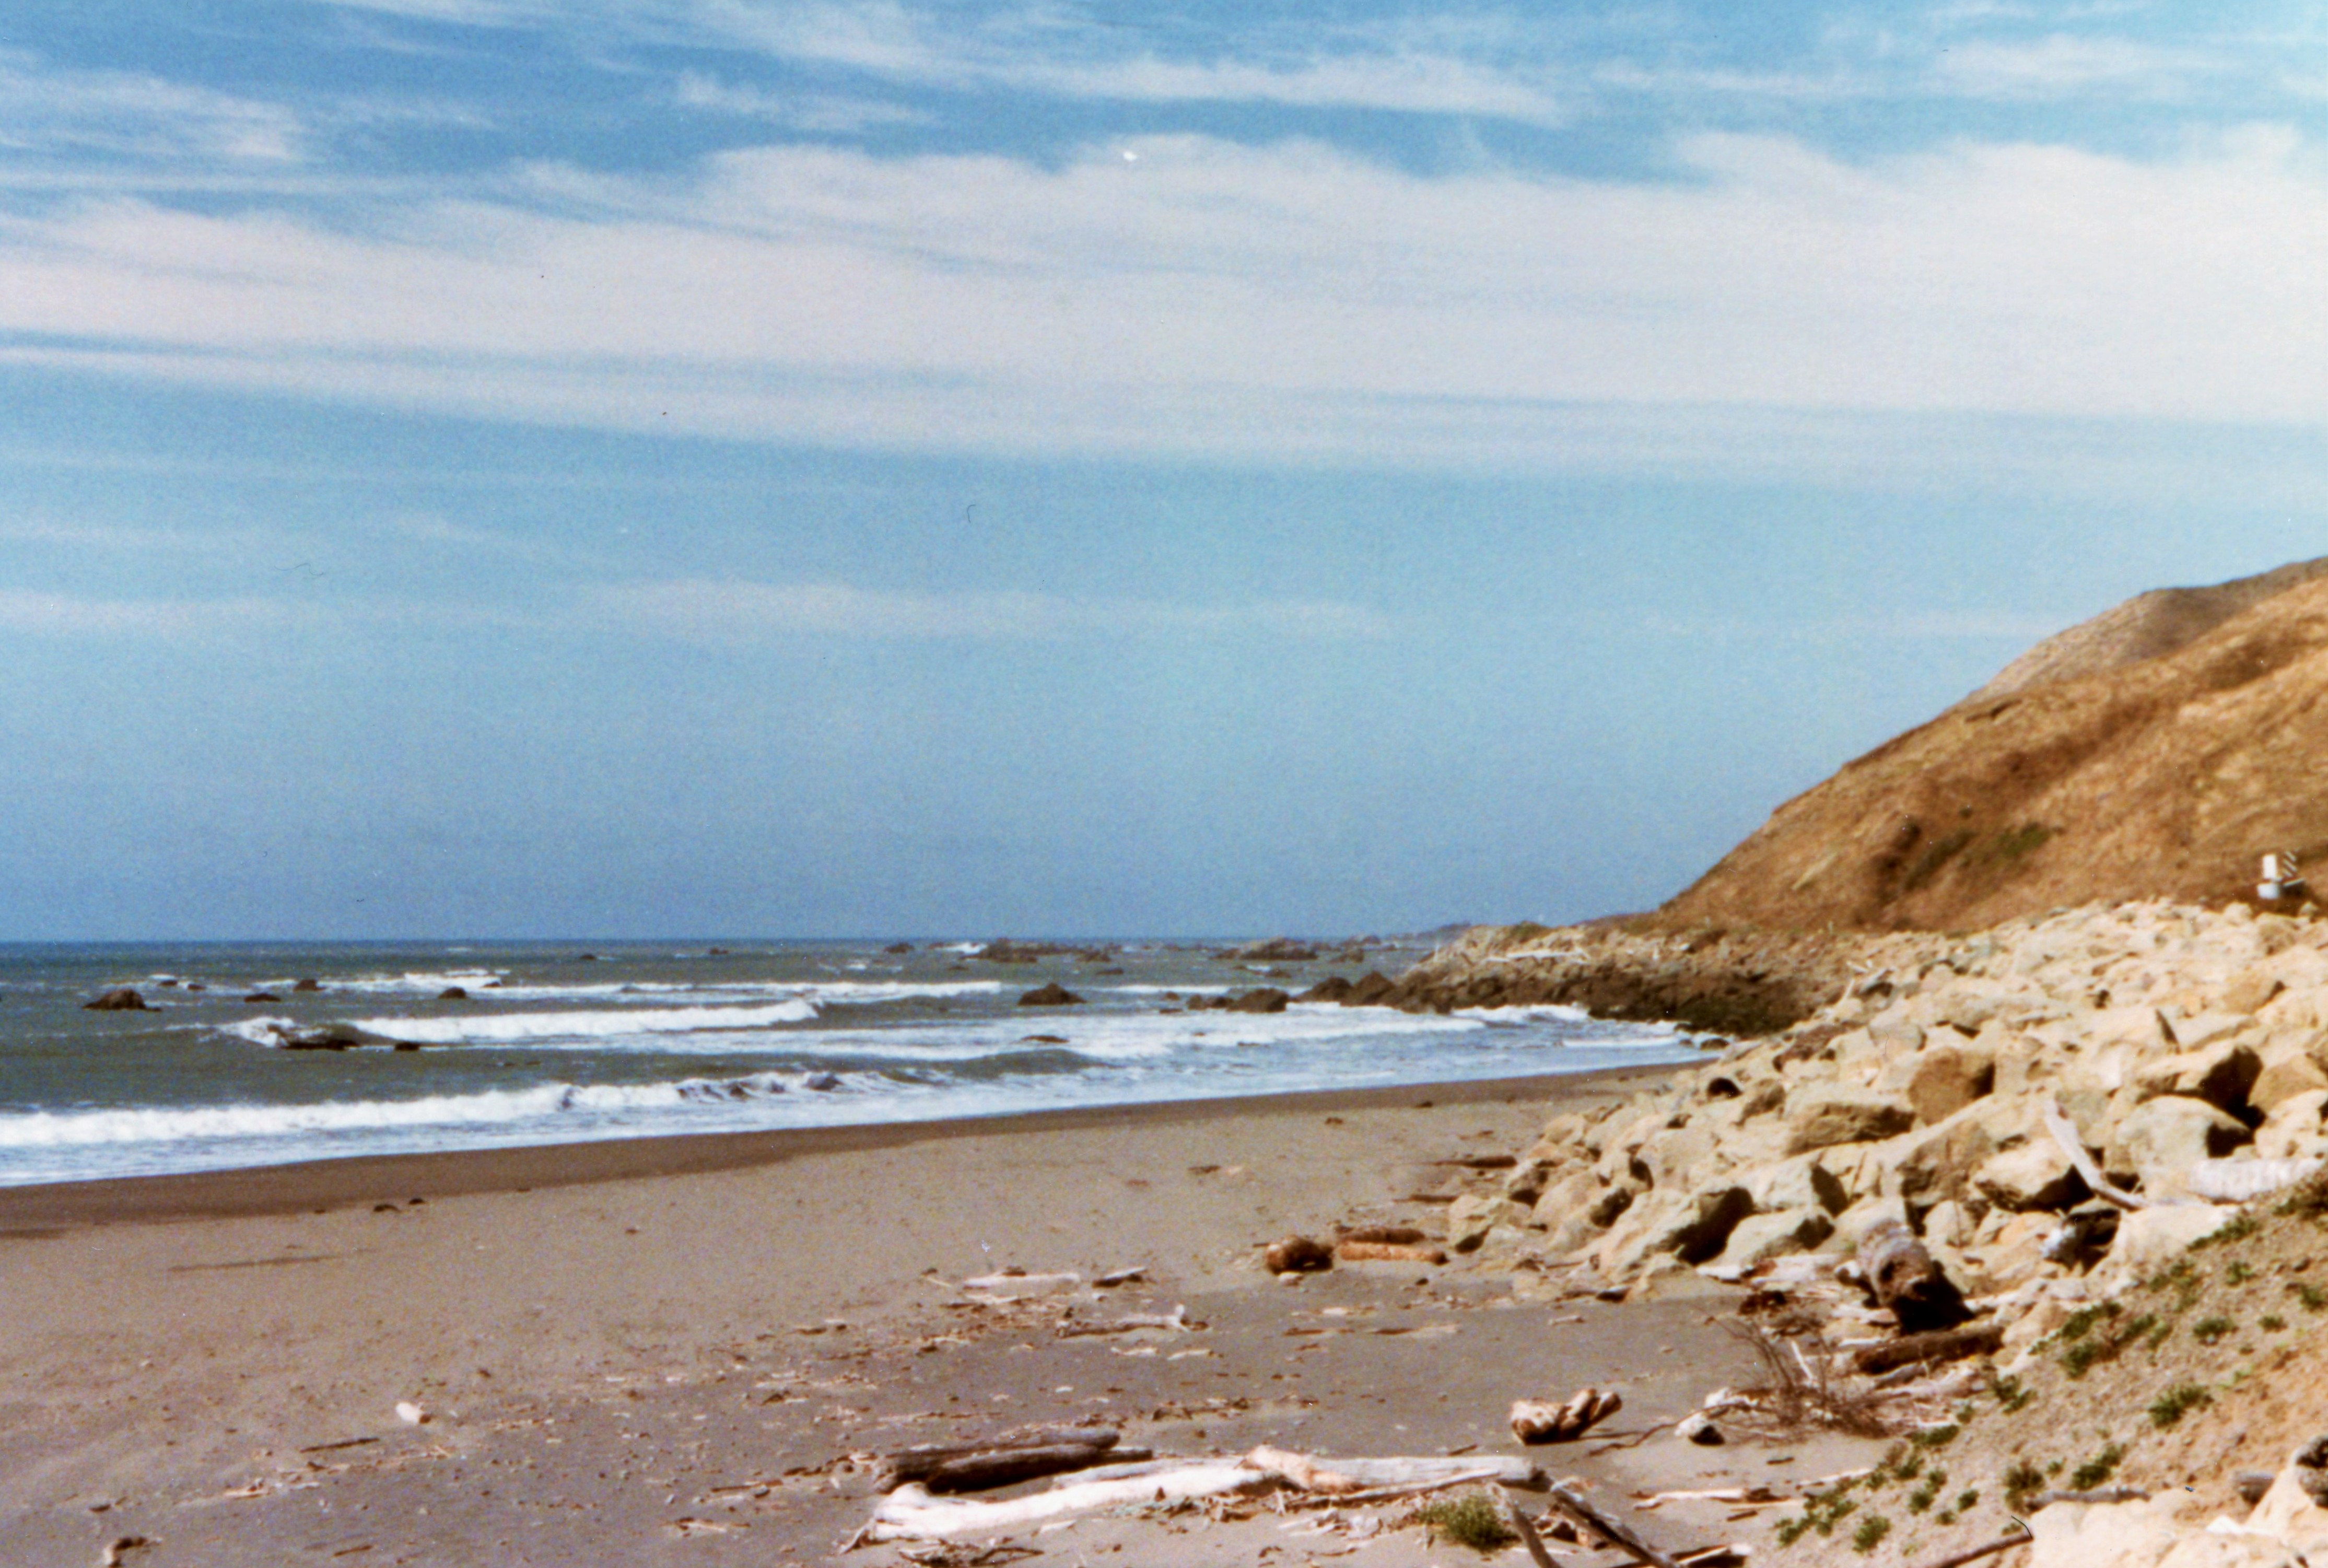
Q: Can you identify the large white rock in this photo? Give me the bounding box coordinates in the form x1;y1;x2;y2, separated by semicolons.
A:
1783;1086;1915;1155
2026;1495;2190;1568
1975;1141;2085;1212
2112;1095;2252;1178
2097;1203;2235;1291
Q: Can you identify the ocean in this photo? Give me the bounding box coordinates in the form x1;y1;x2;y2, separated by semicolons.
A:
0;939;1702;1187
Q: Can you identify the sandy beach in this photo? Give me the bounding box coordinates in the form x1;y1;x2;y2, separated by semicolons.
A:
0;1063;1846;1566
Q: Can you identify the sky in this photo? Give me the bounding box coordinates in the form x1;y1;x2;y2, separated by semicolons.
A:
1;1;2323;941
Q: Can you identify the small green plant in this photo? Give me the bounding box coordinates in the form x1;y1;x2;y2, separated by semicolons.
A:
1776;1482;1864;1545
1993;1376;2032;1413
2226;1260;2255;1285
2004;1460;2046;1512
1501;921;1553;945
2193;1213;2261;1249
2064;1313;2156;1378
1983;823;2057;865
1902;830;1975;891
1414;1490;1516;1553
2193;1315;2236;1344
2070;1443;2125;1491
1853;1514;1893;1553
2058;1303;2118;1342
2045;1459;2063;1476
1908;1482;1937;1513
2289;1281;2326;1311
2262;1314;2288;1331
1957;1488;1981;1511
2150;1384;2213;1428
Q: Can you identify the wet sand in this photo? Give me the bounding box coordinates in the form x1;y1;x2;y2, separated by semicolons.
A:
0;1064;1857;1565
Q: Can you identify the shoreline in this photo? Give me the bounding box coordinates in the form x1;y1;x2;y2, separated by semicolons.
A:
0;1053;1789;1567
0;1062;1689;1230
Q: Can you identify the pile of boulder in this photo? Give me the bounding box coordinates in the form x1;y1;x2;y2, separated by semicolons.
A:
1456;899;2328;1329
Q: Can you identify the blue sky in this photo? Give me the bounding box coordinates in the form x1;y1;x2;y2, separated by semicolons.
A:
1;1;2323;939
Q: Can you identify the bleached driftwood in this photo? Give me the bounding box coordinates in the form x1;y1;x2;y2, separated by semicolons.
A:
869;1465;1265;1541
915;1443;1151;1493
1511;1387;1622;1443
867;1451;1543;1541
1056;1306;1191;1338
1244;1446;1358;1494
1338;1240;1449;1265
2045;1101;2152;1210
2187;1157;2324;1203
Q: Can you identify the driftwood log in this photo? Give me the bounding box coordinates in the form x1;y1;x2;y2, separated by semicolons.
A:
1903;1522;2032;1568
916;1444;1150;1493
1338;1240;1448;1265
1511;1388;1622;1444
1850;1323;2004;1375
1856;1219;1970;1333
1244;1446;1358;1494
1544;1480;1683;1568
868;1450;1541;1542
878;1427;1120;1492
2044;1102;2150;1210
1338;1224;1430;1246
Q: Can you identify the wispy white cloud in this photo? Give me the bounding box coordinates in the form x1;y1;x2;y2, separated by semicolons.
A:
0;50;307;165
1934;33;2214;100
0;589;286;636
672;72;932;132
1;125;2319;470
605;578;1394;641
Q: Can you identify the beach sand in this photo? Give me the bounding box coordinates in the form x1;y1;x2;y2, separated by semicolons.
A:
0;1065;1868;1565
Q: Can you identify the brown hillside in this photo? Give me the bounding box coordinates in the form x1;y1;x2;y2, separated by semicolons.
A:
1662;566;2328;931
1971;554;2328;700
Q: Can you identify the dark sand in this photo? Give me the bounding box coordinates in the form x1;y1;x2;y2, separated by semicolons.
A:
0;1066;1871;1565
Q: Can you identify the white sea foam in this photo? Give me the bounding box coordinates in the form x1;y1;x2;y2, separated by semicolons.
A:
0;1071;813;1148
337;999;823;1045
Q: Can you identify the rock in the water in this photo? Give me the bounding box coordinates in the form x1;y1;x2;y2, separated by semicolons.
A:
281;1024;368;1051
437;986;467;1000
242;991;279;1003
1227;988;1290;1014
884;942;915;954
803;1072;842;1092
1017;982;1086;1007
1297;976;1356;1002
1264;1235;1333;1273
83;988;149;1012
1341;972;1398;1007
293;977;323;992
1223;938;1319;963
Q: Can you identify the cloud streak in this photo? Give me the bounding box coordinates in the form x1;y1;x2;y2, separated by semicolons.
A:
2;124;2321;469
603;578;1394;642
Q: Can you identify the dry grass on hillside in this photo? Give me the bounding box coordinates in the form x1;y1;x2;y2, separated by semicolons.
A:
1663;573;2328;932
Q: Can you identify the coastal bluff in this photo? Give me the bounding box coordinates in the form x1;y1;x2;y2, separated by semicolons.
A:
1664;557;2328;932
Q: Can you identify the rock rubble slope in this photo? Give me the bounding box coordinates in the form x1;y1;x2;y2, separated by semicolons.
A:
1461;898;2328;1564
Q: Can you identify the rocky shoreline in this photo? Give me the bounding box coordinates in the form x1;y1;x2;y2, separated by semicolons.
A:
1408;898;2328;1564
1377;918;1934;1036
